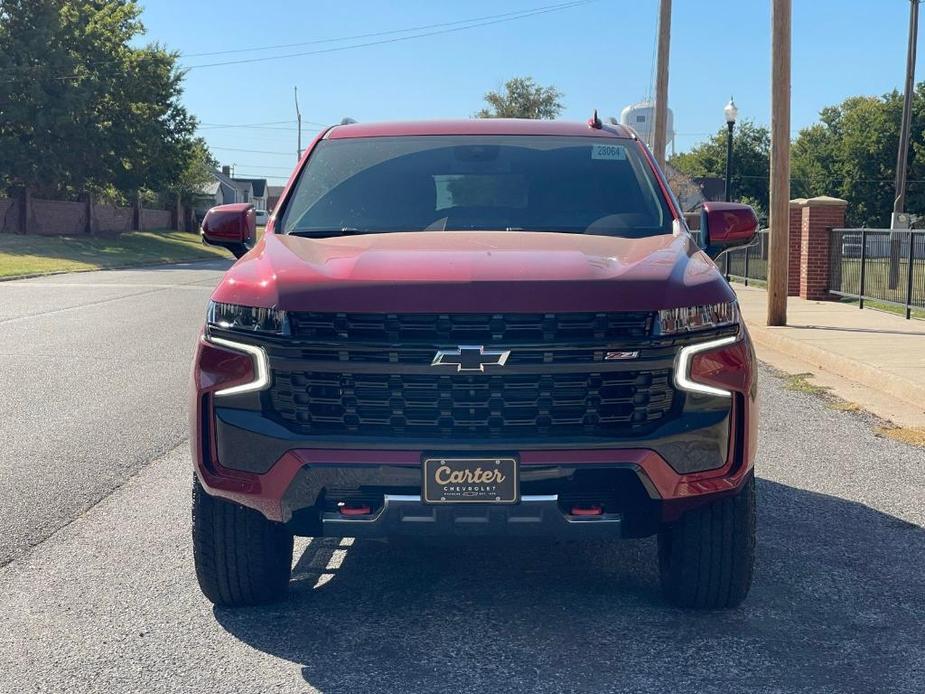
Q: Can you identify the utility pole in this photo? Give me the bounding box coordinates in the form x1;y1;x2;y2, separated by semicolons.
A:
294;86;303;160
652;0;671;168
889;0;919;288
767;0;791;326
893;0;919;224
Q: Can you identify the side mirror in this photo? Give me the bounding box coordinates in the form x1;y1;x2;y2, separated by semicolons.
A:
699;202;759;260
201;204;256;259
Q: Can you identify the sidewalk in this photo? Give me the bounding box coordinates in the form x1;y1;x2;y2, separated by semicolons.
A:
735;286;925;421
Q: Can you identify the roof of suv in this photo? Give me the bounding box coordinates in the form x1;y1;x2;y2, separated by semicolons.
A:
325;118;636;140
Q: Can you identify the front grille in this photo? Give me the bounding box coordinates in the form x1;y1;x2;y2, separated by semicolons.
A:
264;346;615;366
288;311;653;345
267;369;674;439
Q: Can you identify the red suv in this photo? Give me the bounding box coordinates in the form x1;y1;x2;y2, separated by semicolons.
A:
192;118;759;609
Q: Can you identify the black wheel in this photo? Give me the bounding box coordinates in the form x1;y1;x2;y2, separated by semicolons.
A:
192;477;294;607
657;473;756;609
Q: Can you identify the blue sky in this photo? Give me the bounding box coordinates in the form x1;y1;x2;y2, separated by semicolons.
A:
137;0;918;183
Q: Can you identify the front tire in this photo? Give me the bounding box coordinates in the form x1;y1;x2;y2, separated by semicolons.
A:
657;474;756;609
192;477;294;607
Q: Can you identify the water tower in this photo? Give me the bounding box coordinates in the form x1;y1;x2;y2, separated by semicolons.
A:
619;100;675;156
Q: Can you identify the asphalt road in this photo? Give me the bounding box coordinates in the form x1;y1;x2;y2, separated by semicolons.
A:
1;265;923;693
0;260;231;566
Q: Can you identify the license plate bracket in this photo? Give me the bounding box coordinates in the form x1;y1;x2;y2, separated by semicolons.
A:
422;457;519;504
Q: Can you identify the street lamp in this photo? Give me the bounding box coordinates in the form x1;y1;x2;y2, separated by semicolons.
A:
724;97;738;202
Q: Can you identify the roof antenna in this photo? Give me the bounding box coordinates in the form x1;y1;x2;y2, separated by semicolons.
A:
588;108;603;129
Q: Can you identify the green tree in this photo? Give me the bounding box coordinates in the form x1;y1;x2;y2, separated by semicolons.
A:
790;90;922;227
0;0;206;201
171;137;218;204
476;77;563;119
668;120;771;219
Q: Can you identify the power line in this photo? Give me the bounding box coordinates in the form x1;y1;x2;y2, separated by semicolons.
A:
183;1;590;58
199;120;293;129
230;163;296;171
232;172;291;180
0;0;595;80
199;120;328;131
677;169;925;185
645;0;659;102
186;1;597;70
210;145;293;155
201;130;307;145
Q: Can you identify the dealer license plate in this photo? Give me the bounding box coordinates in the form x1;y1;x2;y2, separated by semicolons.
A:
422;457;518;504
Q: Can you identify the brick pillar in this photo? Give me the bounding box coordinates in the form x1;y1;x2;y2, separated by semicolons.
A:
18;187;33;234
171;192;182;231
799;196;847;301
787;198;806;296
82;192;97;235
133;191;142;231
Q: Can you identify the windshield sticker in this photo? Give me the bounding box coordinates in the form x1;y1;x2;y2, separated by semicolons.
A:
591;144;627;160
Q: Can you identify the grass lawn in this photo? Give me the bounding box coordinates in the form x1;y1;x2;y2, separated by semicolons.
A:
837;297;925;320
0;230;231;279
726;252;924;316
832;258;925;305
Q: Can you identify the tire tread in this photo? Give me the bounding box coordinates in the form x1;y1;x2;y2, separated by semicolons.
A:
658;474;756;609
192;478;293;607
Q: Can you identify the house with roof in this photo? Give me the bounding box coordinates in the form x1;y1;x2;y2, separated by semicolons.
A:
267;185;285;212
207;167;252;205
232;177;269;211
192;167;253;218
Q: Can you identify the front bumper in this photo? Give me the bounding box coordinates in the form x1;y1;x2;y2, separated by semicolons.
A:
193;433;754;538
319;494;624;539
190;328;758;537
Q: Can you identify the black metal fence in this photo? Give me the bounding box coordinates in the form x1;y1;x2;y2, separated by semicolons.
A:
829;229;925;319
688;229;770;286
724;229;769;285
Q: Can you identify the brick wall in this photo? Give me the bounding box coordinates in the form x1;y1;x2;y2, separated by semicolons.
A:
141;208;172;230
788;199;805;296
0;194;180;235
96;205;134;233
33;199;87;235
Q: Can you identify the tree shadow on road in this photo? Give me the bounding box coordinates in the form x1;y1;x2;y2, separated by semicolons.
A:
213;479;925;693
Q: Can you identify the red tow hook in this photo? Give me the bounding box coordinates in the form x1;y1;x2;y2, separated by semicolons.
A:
338;503;372;517
570;504;604;517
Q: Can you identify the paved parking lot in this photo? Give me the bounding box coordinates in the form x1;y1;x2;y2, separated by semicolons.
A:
0;265;923;693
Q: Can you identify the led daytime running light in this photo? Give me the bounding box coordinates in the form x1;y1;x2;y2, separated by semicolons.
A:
207;336;271;397
674;335;738;397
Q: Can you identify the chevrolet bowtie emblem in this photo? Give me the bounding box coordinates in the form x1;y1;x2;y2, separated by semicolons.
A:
431;345;511;372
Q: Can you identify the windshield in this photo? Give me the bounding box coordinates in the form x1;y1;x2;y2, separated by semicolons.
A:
280;135;674;237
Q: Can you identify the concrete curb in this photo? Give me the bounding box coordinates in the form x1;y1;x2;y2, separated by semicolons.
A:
0;257;229;283
747;323;925;411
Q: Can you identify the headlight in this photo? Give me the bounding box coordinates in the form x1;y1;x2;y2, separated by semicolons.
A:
207;301;289;335
653;302;738;336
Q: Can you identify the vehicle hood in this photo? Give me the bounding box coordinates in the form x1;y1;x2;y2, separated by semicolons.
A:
210;231;735;313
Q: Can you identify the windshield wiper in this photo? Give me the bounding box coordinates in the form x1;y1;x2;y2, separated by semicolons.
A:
288;227;361;238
